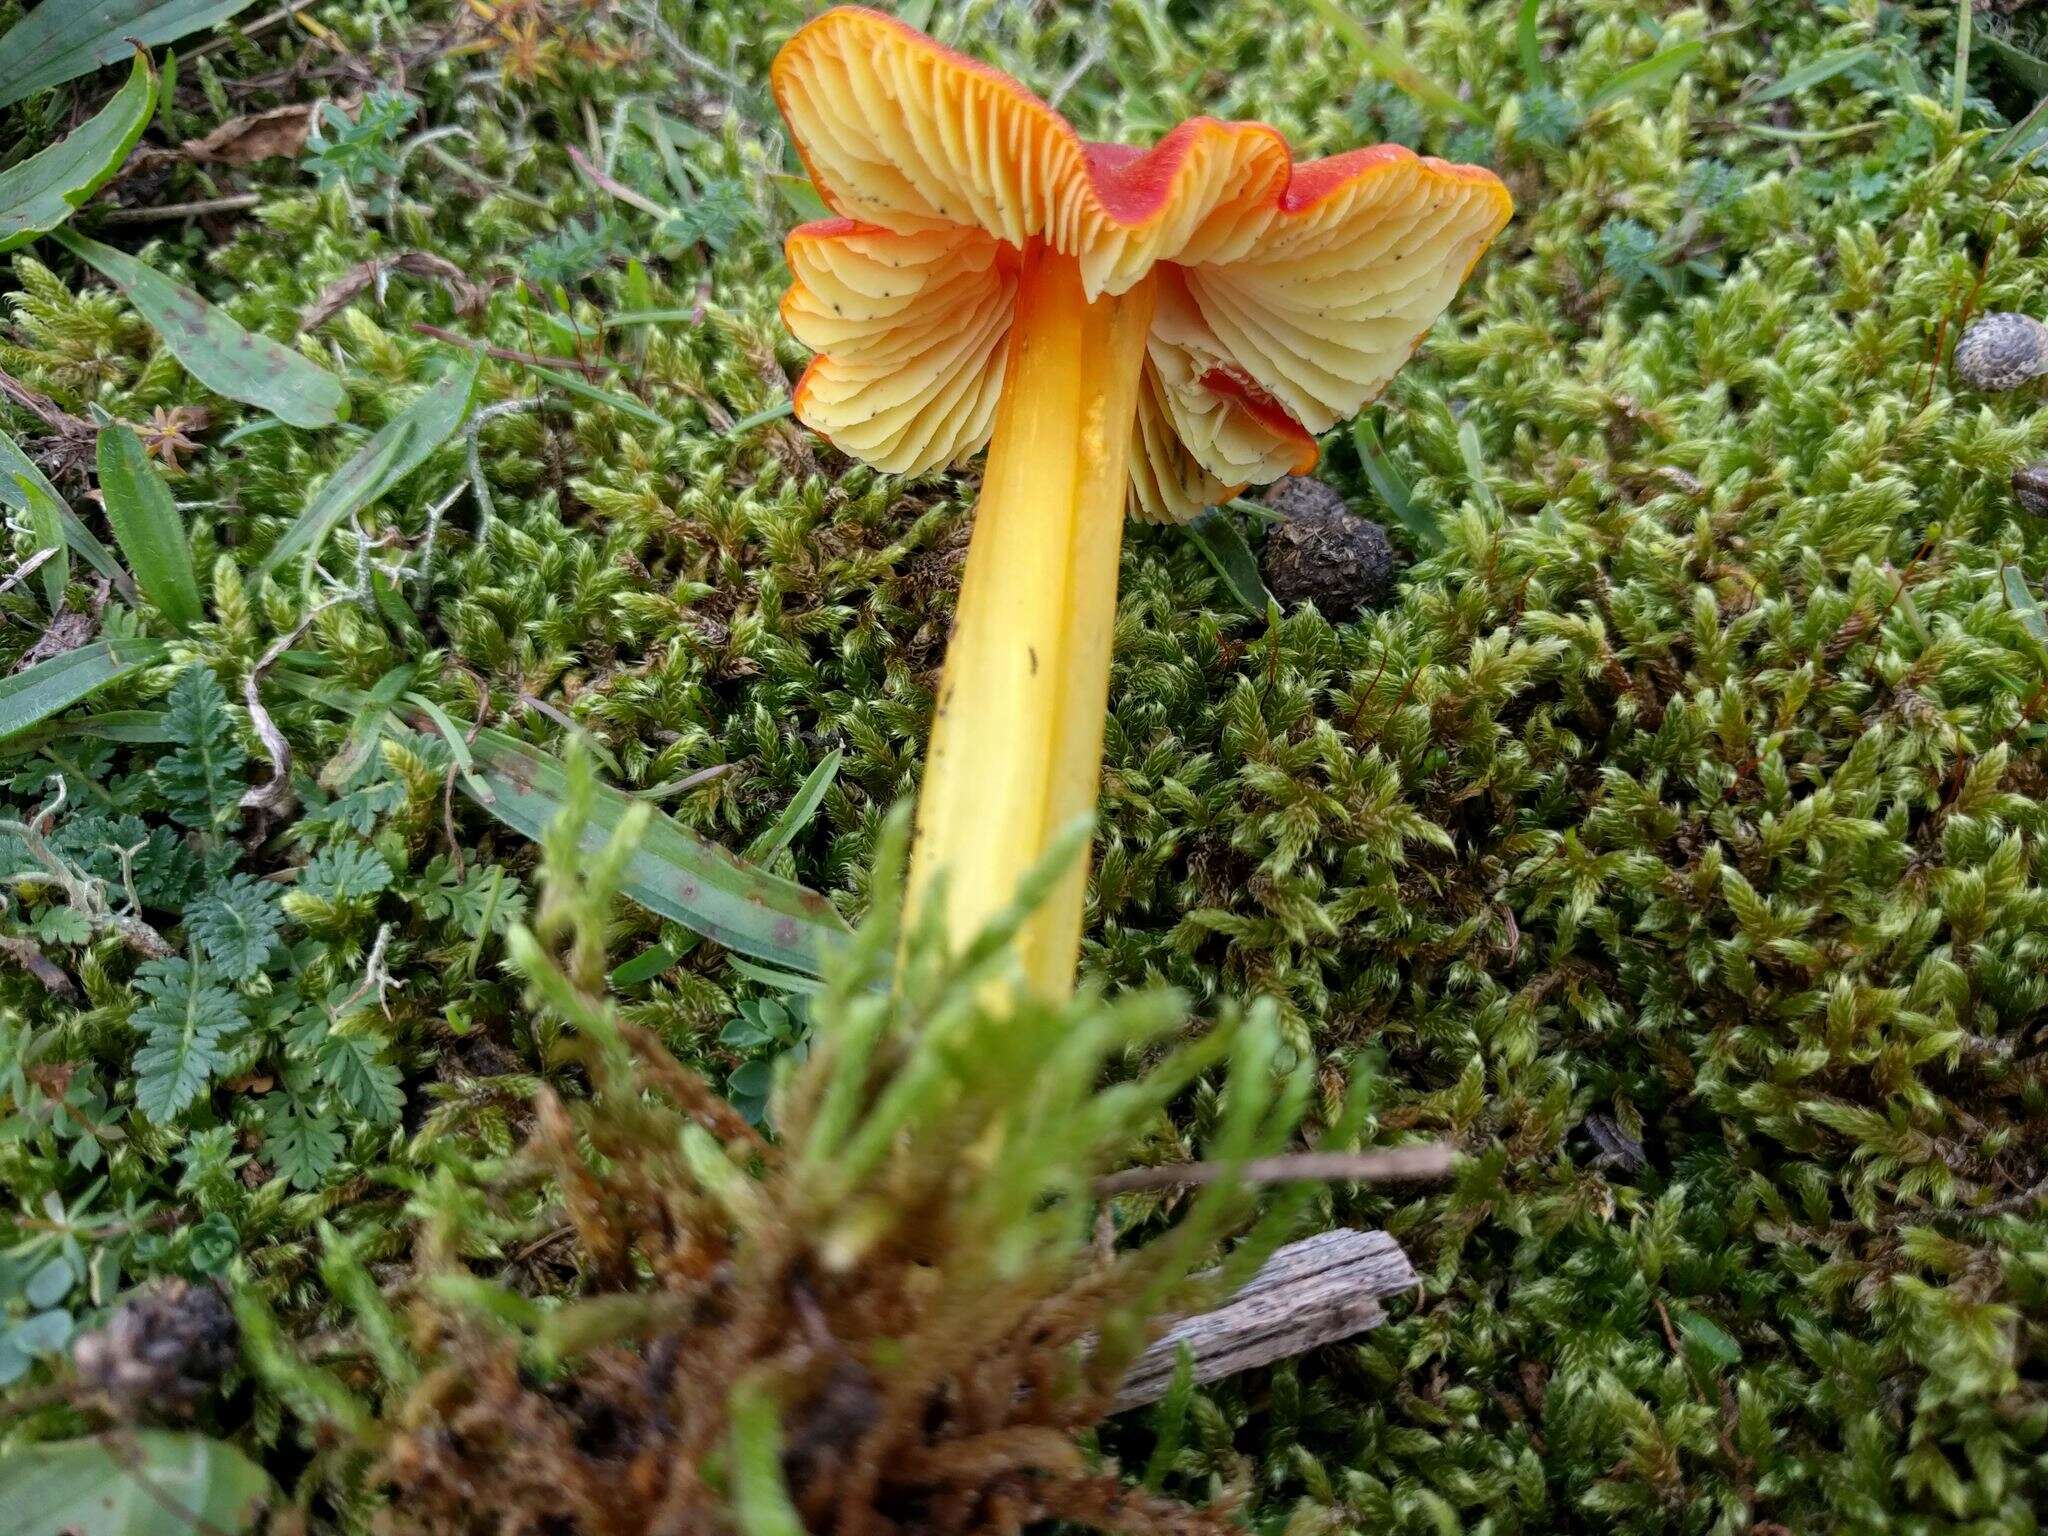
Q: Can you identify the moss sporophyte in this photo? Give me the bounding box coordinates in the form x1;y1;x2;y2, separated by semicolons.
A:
771;7;1510;998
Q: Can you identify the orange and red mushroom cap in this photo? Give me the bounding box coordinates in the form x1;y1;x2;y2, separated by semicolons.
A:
773;6;1512;522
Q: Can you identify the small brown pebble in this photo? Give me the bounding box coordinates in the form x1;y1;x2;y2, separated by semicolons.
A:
1952;312;2048;392
2016;462;2048;517
1259;476;1395;618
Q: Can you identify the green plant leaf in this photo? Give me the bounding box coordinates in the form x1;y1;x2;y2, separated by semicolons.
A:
1183;507;1275;616
54;229;346;429
1515;0;1545;86
1749;45;1881;104
0;53;154;253
185;873;283;981
0;1430;272;1536
1351;416;1440;550
1981;31;2048;97
1302;0;1488;126
130;955;243;1121
97;423;202;632
0;426;124;588
1586;40;1704;112
0;1;254;108
524;358;667;428
154;666;245;829
13;473;69;613
768;171;830;221
1674;1307;1743;1367
461;727;848;973
0;637;163;744
258;358;478;575
729;1380;806;1536
744;748;842;860
2004;566;2048;661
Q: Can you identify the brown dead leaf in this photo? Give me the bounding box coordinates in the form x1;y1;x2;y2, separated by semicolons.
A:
179;104;315;165
15;608;97;671
223;1071;276;1095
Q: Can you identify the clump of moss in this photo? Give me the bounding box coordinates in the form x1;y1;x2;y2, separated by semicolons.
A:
336;763;1337;1535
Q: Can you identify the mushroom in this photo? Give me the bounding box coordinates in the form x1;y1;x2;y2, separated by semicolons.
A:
773;7;1511;996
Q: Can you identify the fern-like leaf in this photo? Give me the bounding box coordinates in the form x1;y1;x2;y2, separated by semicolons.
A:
130;957;244;1122
154;667;247;833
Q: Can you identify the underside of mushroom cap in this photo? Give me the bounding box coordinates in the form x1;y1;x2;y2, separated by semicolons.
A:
774;6;1513;520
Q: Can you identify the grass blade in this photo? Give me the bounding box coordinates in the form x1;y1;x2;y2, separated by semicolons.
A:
1586;40;1704;112
55;228;346;429
0;0;256;107
13;473;67;612
259;358;478;576
729;1381;806;1536
1989;94;2048;162
461;727;848;974
2004;565;2048;661
725;399;795;436
1351;416;1440;550
1980;31;2048;97
405;691;493;804
1749;45;1880;104
0;708;171;754
0;52;154;253
0;427;124;590
1182;506;1275;615
1516;0;1545;86
523;361;667;428
1302;0;1488;127
744;748;842;860
0;636;163;744
97;422;203;633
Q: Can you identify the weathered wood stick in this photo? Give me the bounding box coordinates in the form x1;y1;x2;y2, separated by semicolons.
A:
1113;1228;1415;1412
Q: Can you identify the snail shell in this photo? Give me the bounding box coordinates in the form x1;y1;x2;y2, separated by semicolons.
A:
1953;312;2048;392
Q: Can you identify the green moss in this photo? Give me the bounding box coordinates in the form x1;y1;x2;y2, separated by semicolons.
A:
2;0;2047;1530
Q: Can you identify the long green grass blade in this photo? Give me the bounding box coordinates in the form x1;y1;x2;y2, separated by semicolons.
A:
97;423;202;633
1750;46;1880;104
0;0;256;107
0;637;163;744
2003;566;2048;660
1182;507;1275;616
1980;32;2048;97
523;361;667;428
0;428;124;589
259;358;478;576
744;749;842;860
728;1382;806;1536
1586;40;1704;112
1351;416;1441;549
0;53;154;253
1302;0;1487;126
13;473;68;613
1515;0;1545;86
54;229;346;429
461;727;847;973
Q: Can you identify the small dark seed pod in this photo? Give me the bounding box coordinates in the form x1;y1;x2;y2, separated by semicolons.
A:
2014;462;2048;517
1952;312;2048;392
1259;476;1396;618
71;1279;237;1419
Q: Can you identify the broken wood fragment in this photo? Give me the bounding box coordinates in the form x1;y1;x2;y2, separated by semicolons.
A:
1113;1228;1415;1412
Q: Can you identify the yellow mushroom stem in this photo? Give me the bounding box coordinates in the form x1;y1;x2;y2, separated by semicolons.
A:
905;244;1158;999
